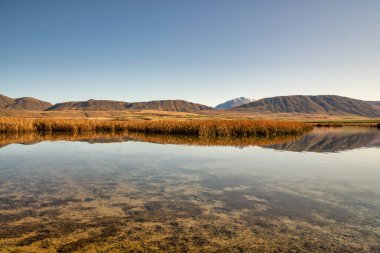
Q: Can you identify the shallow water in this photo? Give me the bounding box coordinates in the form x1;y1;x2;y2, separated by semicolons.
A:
0;127;379;252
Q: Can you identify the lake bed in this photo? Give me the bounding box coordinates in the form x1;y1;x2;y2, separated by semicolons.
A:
0;127;379;252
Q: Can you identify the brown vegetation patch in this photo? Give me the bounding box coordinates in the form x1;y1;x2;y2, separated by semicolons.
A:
0;118;311;137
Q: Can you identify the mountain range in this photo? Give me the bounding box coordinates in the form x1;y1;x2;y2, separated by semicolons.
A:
366;101;380;111
215;97;255;109
47;99;212;112
234;95;380;118
1;93;379;117
0;94;52;110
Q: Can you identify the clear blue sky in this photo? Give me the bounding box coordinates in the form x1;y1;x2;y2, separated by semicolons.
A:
1;0;379;106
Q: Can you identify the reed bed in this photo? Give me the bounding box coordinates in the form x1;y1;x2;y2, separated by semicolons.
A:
0;118;128;134
0;117;312;137
124;119;311;137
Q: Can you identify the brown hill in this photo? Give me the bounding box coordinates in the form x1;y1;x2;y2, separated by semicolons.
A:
1;94;52;110
366;101;380;106
6;97;52;110
47;99;212;112
366;101;380;112
0;94;15;107
47;99;129;111
126;100;212;112
234;95;380;118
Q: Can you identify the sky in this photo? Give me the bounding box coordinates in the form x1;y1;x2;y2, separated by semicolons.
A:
0;0;379;106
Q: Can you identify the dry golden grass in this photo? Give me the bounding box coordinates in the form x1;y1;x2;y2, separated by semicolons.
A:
123;119;311;137
0;117;311;137
0;118;127;134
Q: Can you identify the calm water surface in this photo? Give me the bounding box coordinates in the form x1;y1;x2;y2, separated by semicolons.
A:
0;127;379;252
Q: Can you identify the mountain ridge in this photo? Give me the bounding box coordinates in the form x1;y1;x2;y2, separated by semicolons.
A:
47;99;129;111
0;94;52;110
215;97;255;109
366;101;380;112
47;99;212;112
366;101;380;106
1;93;379;117
234;95;380;118
0;94;15;107
6;97;53;111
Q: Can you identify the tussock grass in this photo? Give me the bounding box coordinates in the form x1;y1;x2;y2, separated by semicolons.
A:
0;118;127;134
124;119;311;137
0;117;311;137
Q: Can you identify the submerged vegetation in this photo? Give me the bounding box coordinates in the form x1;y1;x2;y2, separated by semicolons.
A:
0;117;311;137
1;128;379;252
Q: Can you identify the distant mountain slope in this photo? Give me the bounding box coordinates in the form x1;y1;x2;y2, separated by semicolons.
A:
366;101;380;111
47;99;213;112
47;99;129;111
215;97;255;109
0;94;52;110
0;94;15;107
235;95;380;117
366;101;380;106
6;97;52;110
127;100;212;112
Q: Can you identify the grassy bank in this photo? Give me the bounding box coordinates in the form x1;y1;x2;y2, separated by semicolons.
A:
0;118;311;137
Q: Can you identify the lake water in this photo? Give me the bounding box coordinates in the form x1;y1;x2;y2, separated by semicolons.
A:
0;127;379;252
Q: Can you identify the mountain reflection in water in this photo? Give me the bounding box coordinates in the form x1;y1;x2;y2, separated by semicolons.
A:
1;127;379;153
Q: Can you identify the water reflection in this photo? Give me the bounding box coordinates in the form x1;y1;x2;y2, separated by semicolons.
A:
0;132;134;149
0;131;300;149
0;127;379;251
1;127;379;153
266;127;380;153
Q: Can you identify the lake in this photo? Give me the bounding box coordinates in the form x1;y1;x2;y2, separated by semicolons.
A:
0;127;379;252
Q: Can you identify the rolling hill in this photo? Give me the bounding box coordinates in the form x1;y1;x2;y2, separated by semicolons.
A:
366;101;380;112
47;99;128;111
1;92;379;117
6;97;53;110
47;99;212;112
0;94;52;110
215;97;255;109
126;100;212;112
234;95;380;118
0;94;15;107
